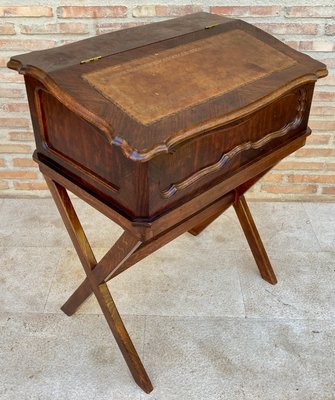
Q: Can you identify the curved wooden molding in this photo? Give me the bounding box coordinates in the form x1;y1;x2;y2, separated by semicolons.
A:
160;88;307;199
8;57;325;162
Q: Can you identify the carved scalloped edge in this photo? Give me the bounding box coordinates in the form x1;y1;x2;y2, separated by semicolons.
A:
7;59;327;162
160;88;308;199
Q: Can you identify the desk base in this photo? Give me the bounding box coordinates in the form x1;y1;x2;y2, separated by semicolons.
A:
41;164;278;393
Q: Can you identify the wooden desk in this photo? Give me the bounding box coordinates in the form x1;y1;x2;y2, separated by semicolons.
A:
8;12;327;393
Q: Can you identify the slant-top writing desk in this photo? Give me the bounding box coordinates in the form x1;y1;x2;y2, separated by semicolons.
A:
8;12;327;393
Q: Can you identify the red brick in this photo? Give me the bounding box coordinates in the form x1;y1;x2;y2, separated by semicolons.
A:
0;39;56;51
0;88;24;98
14;182;48;190
261;185;317;194
322;186;335;195
0;72;24;83
0;181;9;190
316;75;335;86
259;173;284;183
327;163;335;171
288;174;335;184
58;6;127;18
96;21;146;35
0;23;15;34
0;170;37;179
2;103;29;113
284;40;299;50
317;58;335;68
313;91;335;101
309;120;335;131
12;158;36;167
311;106;335;116
0;57;10;68
325;24;335;35
133;5;202;17
0;6;53;17
9;131;34;141
21;23;89;35
255;23;318;35
0;144;31;153
286;6;335;18
274;161;324;171
298;41;335;52
306;135;330;145
210;6;281;17
0;159;5;167
0;118;30;128
295;148;335;158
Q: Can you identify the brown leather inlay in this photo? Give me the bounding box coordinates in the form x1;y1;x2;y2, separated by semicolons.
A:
82;30;296;125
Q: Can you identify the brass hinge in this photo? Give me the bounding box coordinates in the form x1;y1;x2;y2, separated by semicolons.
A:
205;23;219;30
80;56;102;64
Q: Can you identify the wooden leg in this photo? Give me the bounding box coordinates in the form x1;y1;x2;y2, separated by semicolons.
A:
60;190;236;317
233;194;277;285
61;277;91;316
44;176;153;393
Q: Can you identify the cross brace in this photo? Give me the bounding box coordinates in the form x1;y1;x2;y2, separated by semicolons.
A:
44;169;277;393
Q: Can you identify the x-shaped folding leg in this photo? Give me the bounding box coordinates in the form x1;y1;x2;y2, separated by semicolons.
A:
45;176;153;393
45;168;277;393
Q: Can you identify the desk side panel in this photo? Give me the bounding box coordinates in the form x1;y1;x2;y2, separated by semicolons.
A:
24;75;149;218
147;83;315;217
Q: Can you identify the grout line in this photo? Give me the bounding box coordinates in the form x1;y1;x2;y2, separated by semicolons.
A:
236;262;247;319
42;249;65;313
1;245;334;253
142;315;147;361
301;202;327;252
0;199;4;214
1;310;334;324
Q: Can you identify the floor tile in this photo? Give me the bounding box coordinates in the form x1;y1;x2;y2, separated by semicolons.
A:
71;198;123;248
303;203;335;252
142;316;335;400
0;247;63;313
244;202;320;252
44;248;103;315
238;250;335;320
0;198;71;247
185;202;321;254
45;244;245;318
0;312;144;400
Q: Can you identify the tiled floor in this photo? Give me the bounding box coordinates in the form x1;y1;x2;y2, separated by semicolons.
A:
0;198;334;400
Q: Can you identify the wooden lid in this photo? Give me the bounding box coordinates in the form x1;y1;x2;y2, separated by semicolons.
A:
8;12;327;161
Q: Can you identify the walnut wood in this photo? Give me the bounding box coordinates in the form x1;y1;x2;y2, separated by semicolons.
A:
9;19;324;219
83;30;295;126
61;277;91;316
7;12;328;393
233;194;277;285
148;131;310;238
60;190;236;314
44;177;153;393
7;13;326;162
189;168;272;236
35;130;310;242
26;81;314;219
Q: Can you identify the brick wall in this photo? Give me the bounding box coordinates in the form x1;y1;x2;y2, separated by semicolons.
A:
0;1;334;200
